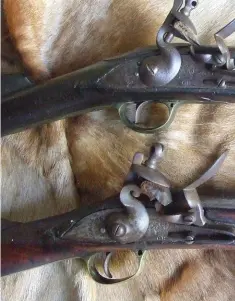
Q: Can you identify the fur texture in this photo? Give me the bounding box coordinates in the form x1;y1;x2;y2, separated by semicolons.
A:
1;0;235;300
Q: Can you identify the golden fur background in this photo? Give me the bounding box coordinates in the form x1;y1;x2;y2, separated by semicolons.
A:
1;0;235;300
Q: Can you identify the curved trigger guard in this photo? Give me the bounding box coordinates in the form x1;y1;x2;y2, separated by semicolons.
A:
86;250;145;284
117;101;183;134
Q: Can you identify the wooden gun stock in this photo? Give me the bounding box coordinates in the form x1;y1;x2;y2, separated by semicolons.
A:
2;205;235;277
1;214;93;276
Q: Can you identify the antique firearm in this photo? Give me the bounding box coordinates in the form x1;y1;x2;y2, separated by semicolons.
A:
2;143;235;284
2;0;235;136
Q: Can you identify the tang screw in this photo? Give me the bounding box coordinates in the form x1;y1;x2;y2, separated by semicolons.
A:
214;54;225;65
110;223;126;238
100;227;106;234
185;233;195;244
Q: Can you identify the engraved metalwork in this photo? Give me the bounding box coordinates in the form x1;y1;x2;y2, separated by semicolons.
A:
2;0;235;285
105;184;150;244
2;145;235;283
2;0;235;136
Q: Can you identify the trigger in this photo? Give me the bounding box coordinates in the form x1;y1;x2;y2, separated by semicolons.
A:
103;252;113;278
122;103;137;123
121;101;150;125
135;101;151;124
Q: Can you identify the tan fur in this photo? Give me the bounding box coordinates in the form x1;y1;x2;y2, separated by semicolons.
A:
1;0;235;300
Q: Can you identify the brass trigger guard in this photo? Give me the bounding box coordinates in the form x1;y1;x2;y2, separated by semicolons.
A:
117;101;184;134
86;250;145;284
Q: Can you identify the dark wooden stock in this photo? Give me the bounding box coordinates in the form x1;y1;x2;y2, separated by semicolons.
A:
2;206;235;277
1;199;122;276
1;216;87;276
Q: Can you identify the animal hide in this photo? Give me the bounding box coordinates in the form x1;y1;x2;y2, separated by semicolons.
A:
1;0;235;300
